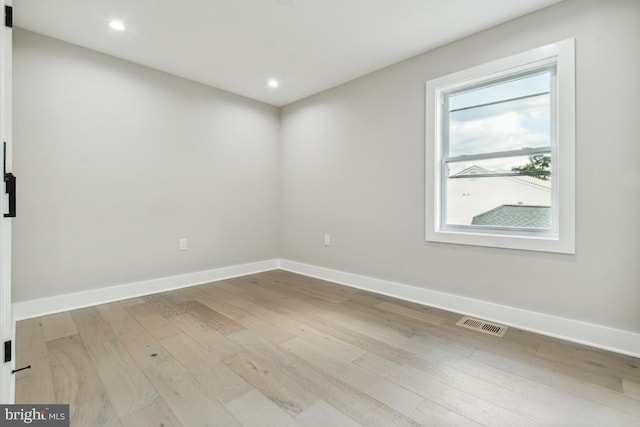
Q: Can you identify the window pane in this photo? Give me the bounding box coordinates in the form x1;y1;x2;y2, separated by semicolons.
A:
445;155;552;228
448;72;551;157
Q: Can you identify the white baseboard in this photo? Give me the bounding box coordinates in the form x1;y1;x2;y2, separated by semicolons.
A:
12;259;279;320
12;257;640;358
279;259;640;358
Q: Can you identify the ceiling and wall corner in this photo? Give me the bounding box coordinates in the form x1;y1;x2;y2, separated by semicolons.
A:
14;0;563;106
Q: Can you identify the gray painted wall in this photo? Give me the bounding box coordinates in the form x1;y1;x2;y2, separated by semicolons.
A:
280;0;640;332
12;1;640;335
13;29;280;302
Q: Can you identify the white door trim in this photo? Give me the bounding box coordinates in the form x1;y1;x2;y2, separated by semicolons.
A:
0;0;14;404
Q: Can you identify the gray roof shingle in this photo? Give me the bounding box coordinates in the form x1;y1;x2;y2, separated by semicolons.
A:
471;205;550;228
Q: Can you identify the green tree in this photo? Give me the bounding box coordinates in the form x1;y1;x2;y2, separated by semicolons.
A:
511;154;550;180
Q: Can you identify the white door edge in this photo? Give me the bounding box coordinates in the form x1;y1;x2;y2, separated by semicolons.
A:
0;0;14;404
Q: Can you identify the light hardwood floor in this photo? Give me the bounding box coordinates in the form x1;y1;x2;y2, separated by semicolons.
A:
15;270;640;426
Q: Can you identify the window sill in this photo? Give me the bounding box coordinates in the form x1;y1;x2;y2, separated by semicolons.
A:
426;227;575;254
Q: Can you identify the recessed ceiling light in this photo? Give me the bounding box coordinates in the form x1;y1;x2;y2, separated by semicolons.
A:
109;20;125;31
267;79;279;88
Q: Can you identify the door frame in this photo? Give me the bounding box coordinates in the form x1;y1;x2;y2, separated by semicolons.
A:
0;0;13;404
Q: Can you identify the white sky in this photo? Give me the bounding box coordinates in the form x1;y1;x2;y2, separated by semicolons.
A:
447;71;552;171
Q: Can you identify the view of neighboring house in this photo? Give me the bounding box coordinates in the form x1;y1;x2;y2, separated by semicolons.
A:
446;165;551;228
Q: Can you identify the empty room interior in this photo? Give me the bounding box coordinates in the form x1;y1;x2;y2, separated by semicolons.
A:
1;0;640;425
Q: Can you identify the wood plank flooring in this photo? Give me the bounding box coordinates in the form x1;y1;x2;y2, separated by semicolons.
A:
15;270;640;426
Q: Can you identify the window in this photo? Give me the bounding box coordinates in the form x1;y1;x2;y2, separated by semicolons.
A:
426;39;575;253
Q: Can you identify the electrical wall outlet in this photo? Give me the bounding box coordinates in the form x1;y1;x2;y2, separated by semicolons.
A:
179;238;188;251
324;234;331;246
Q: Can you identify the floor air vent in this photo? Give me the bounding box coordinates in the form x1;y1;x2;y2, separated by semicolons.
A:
456;316;508;337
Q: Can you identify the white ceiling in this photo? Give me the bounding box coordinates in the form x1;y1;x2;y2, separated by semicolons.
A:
14;0;563;106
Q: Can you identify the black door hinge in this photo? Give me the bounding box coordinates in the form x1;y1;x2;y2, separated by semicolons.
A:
5;5;12;28
4;340;10;363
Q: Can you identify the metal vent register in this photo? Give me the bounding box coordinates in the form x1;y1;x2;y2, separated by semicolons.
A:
456;316;508;337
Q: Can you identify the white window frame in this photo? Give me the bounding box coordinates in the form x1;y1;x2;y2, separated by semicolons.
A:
425;39;575;254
